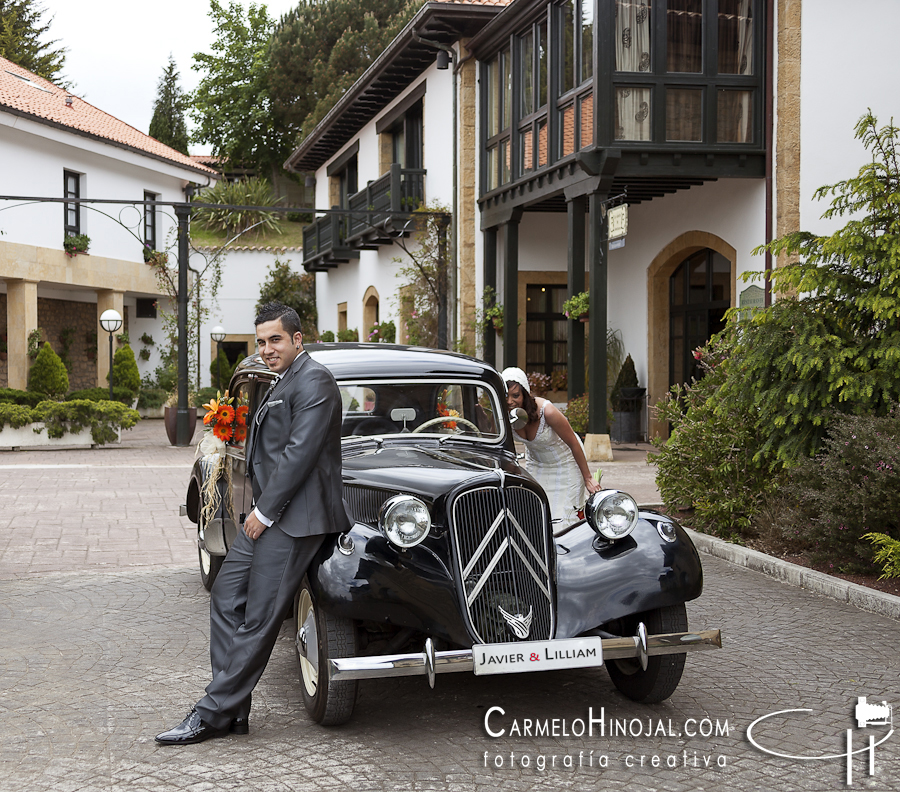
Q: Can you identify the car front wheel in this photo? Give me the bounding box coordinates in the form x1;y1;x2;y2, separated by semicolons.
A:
295;577;358;725
606;603;688;703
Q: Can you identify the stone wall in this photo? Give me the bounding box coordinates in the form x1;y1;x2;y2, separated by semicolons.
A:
0;295;129;391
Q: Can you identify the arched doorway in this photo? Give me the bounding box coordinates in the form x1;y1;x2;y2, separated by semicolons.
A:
362;286;379;340
647;231;735;439
669;248;731;389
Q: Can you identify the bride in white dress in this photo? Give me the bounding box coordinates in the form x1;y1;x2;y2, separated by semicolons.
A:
502;367;601;526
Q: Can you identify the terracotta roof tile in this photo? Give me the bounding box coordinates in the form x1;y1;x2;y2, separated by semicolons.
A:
0;56;216;176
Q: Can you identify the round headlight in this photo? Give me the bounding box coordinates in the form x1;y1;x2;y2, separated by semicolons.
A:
379;495;432;548
584;490;638;541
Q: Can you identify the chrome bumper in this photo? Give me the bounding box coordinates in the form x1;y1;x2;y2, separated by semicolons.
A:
329;629;722;688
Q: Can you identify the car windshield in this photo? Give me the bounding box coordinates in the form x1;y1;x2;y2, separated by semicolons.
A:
338;380;503;441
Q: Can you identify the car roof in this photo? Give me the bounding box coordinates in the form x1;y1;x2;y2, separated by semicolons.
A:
234;342;504;384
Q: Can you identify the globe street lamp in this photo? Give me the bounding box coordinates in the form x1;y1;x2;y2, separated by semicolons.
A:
210;325;226;390
99;309;123;400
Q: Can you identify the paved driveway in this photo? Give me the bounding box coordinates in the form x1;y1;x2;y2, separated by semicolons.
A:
0;422;897;791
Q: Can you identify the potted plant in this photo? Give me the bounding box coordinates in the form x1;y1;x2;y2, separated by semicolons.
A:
610;354;645;443
562;291;590;321
63;233;90;257
143;245;169;267
163;391;198;446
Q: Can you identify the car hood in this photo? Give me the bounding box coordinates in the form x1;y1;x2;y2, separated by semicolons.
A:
341;442;527;499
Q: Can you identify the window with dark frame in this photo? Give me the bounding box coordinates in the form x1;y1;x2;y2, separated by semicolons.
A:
143;190;158;250
526;284;568;379
64;170;80;235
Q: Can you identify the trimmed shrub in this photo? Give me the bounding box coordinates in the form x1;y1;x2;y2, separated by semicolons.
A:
0;388;45;407
67;387;134;406
32;399;140;445
28;342;69;400
337;328;359;342
319;331;335;342
563;394;589;434
210;348;236;391
0;402;36;429
109;345;141;398
610;354;639;410
137;388;168;409
192;387;219;408
784;408;900;573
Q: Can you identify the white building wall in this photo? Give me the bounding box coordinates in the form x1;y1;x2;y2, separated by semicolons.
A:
799;0;900;235
314;63;457;339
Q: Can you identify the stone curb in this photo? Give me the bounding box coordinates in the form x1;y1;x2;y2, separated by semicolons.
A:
685;527;900;621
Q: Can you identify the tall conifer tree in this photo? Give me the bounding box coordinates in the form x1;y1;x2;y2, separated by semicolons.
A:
148;55;190;154
0;0;67;82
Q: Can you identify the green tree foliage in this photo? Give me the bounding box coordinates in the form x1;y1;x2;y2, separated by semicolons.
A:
194;177;284;238
148;55;190;154
719;112;900;465
27;342;68;399
190;1;283;179
394;204;451;349
256;258;318;339
109;345;141;398
268;0;423;146
0;0;67;82
209;347;237;391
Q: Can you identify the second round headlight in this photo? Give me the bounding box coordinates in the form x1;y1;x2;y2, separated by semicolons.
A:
379;495;432;548
584;490;639;541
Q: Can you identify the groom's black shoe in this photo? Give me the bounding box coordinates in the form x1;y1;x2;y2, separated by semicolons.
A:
155;710;226;745
229;717;249;735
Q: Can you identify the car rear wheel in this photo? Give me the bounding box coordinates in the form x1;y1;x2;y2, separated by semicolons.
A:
198;495;223;591
295;577;358;725
606;603;688;703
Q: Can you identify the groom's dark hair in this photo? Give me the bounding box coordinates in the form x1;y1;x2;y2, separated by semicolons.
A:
255;302;302;337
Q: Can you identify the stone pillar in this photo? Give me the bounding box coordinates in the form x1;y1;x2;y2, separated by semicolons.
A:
6;280;38;390
96;290;124;388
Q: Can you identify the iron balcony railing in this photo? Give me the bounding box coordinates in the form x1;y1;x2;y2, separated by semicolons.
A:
302;163;426;272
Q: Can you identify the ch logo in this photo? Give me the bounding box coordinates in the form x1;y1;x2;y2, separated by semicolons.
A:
747;697;894;786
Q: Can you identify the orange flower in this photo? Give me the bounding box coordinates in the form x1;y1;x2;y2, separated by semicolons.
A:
233;424;247;443
203;409;217;426
218;404;235;423
236;404;249;425
213;422;233;441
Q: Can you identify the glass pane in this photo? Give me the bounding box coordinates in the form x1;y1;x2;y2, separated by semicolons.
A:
671;262;685;306
527;285;549;313
538;119;549;166
666;88;702;141
718;0;753;74
615;0;651;72
501;48;512;129
711;251;730;302
581;0;594;82
538;22;548;107
562;0;575;94
667;0;703;73
614;87;651;141
522;127;534;172
688;253;707;304
500;138;511;184
392;124;406;167
486;146;498;191
561;103;576;157
580;92;594;149
550;286;566;313
671;315;684;386
520;31;534;116
717;89;752;142
486;59;498;137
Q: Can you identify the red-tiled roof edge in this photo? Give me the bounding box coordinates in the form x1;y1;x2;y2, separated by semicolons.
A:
0;56;217;179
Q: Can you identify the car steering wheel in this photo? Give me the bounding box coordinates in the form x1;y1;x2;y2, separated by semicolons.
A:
411;416;483;436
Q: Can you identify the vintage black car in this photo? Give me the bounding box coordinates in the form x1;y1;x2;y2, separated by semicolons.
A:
183;344;720;725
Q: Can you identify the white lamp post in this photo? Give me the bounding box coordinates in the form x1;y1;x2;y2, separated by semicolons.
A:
210;325;226;390
99;309;123;400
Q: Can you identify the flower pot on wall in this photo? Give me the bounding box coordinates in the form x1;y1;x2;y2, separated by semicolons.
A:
164;406;197;446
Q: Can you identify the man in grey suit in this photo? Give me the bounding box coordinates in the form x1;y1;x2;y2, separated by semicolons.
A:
156;302;350;745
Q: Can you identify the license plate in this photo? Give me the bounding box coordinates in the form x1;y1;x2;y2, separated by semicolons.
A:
472;637;604;676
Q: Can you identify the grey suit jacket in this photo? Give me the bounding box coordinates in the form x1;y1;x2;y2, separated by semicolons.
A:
247;352;350;538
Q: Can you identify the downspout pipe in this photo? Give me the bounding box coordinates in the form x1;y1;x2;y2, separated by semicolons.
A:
412;30;458;349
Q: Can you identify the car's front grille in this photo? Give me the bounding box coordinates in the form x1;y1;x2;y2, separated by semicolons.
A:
343;485;401;525
450;484;552;644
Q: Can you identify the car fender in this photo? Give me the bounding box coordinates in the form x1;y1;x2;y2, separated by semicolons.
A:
554;512;703;638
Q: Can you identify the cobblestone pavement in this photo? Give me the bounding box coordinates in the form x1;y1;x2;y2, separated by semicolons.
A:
1;423;898;791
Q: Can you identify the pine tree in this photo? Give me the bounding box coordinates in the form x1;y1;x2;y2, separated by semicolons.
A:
148;55;189;154
256;258;318;339
109;345;141;398
28;342;69;399
0;0;67;82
